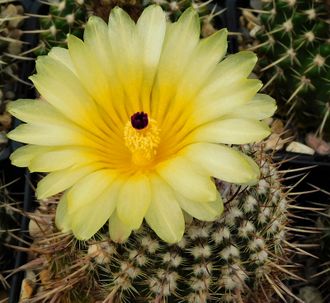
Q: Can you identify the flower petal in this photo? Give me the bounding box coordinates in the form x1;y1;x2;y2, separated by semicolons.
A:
36;165;99;200
195;79;262;124
108;7;142;110
160;29;228;140
31;56;102;130
204;51;258;93
67;34;113;107
70;185;118;240
152;7;200;121
176;192;224;221
55;193;71;233
226;94;277;120
84;15;113;79
7;99;68;125
7;99;110;149
136;5;166;111
145;177;184;243
7;100;105;148
10;145;52;167
66;170;117;213
184;143;260;184
109;212;132;243
156;156;217;202
29;148;96;172
48;47;76;73
73;17;127;130
117;174;151;229
191;118;271;144
175;28;228;101
7;123;88;146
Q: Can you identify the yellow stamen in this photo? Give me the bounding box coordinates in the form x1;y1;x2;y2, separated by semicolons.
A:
124;118;160;166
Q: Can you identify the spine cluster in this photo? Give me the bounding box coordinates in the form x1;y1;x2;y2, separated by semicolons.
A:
253;0;330;139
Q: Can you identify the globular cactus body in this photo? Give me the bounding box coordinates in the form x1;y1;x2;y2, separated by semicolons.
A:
0;3;26;149
36;0;88;56
255;0;330;139
36;0;221;56
20;147;301;303
0;182;18;289
0;2;25;285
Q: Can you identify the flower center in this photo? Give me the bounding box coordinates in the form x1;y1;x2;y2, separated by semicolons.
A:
124;112;160;166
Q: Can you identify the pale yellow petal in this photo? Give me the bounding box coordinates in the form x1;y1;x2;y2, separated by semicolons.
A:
36;165;99;200
184;143;260;184
108;7;142;110
191;118;271;144
145;177;184;243
165;79;262;146
78;16;128;128
175;28;228;101
136;5;166;111
116;174;151;229
84;15;113;78
108;7;136;41
109;212;132;243
55;193;71;233
7;123;83;146
176;192;224;221
7;99;68;125
48;47;76;73
241;154;262;186
159;29;228;137
32;55;125;143
6;100;106;147
66;169;117;213
226;94;277;120
204;51;258;94
152;7;200;121
29;148;96;172
31;56;101;129
67;35;113;106
183;211;193;225
7;100;101;147
10;145;95;173
10;145;52;167
70;185;118;240
156;156;217;202
195;79;262;124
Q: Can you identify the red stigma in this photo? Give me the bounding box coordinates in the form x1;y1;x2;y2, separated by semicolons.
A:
131;112;149;130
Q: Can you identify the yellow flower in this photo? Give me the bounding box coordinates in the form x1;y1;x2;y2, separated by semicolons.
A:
7;6;276;243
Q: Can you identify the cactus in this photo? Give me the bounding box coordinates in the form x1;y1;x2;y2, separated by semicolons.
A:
0;1;27;287
17;145;305;302
34;0;88;56
35;0;222;56
0;180;18;289
250;0;330;141
0;2;27;152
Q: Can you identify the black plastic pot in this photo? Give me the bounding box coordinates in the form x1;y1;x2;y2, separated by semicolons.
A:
274;151;330;194
212;0;240;53
275;151;330;299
